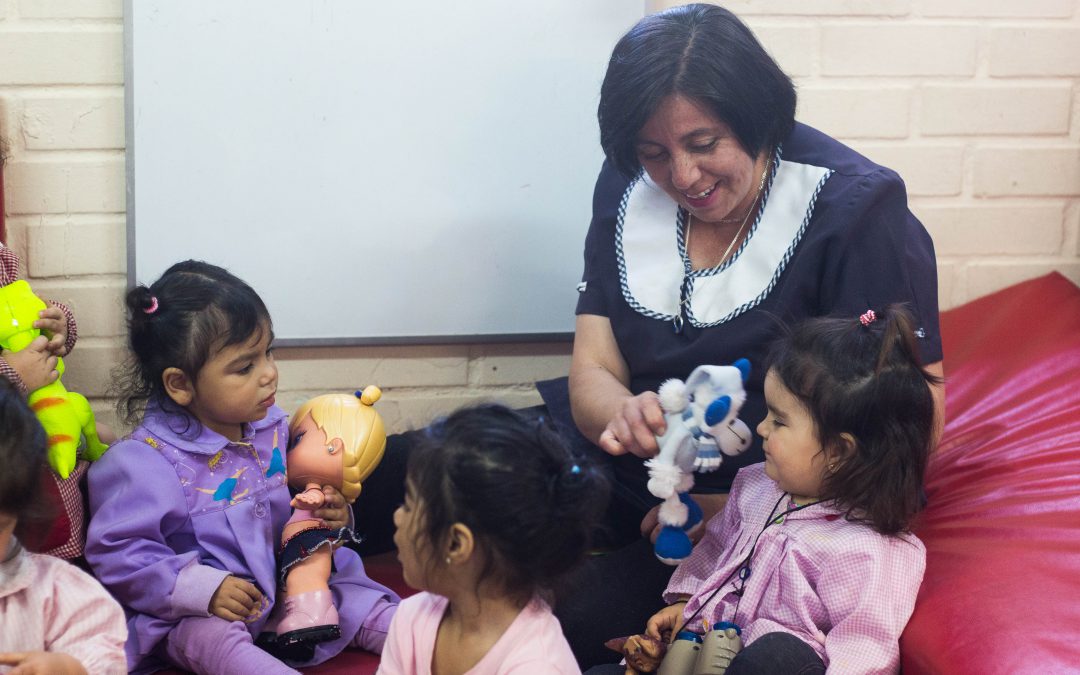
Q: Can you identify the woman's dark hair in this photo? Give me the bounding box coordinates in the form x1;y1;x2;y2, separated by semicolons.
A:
0;378;55;542
767;306;940;534
599;3;796;179
115;259;272;425
406;404;609;600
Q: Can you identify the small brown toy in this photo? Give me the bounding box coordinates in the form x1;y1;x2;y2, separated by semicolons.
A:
604;634;667;674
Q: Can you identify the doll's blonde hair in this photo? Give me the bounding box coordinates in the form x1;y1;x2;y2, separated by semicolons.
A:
289;387;386;503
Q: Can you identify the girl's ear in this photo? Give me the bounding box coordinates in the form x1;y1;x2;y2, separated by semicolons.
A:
446;522;475;566
162;367;194;407
827;432;858;472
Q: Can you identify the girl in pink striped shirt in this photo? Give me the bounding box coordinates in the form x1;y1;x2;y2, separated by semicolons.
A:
596;307;938;675
0;378;127;675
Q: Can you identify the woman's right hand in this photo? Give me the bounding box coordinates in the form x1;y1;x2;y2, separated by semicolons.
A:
598;390;667;458
208;576;263;622
645;601;688;642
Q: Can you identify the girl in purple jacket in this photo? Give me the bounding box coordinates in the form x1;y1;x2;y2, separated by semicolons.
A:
86;260;398;675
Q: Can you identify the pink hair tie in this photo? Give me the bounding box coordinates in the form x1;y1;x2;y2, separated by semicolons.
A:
144;296;159;314
859;309;876;326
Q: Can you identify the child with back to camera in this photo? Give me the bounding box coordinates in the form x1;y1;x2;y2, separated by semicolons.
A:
0;378;127;675
84;260;398;675
589;306;939;675
377;404;610;675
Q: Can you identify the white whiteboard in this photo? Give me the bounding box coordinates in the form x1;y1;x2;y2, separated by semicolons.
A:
126;0;643;344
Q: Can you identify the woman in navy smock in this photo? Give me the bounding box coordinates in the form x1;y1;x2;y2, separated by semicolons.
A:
549;4;944;667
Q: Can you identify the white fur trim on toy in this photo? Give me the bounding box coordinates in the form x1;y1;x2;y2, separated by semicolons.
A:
658;497;689;528
658;378;690;413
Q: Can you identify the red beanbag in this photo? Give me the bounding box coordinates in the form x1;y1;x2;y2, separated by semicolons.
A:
901;273;1080;673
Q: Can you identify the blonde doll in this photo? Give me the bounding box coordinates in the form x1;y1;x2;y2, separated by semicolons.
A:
276;389;387;649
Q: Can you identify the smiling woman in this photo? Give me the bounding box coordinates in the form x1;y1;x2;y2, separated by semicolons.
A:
548;3;944;668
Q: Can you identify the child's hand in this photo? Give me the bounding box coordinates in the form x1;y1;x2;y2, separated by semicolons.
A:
2;336;59;391
0;651;87;675
33;307;69;356
313;485;349;531
208;576;264;622
645;601;688;642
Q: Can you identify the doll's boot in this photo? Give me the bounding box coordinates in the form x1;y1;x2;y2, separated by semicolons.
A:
276;590;341;648
693;624;742;675
658;631;703;675
257;598;315;663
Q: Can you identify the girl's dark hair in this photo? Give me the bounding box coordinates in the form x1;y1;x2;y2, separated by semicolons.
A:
116;259;272;424
406;404;609;600
768;306;940;534
0;378;55;541
599;3;796;179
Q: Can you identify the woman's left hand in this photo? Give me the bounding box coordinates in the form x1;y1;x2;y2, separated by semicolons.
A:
313;485;350;531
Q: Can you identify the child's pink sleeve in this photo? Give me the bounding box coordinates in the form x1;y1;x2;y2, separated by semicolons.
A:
663;473;746;604
41;555;128;674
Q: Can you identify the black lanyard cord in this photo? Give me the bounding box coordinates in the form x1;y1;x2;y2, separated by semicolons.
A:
674;492;823;639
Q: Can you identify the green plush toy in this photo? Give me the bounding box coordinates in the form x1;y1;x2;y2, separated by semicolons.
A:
0;261;107;478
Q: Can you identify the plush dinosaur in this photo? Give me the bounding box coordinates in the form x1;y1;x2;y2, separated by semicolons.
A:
0;253;106;478
647;360;752;565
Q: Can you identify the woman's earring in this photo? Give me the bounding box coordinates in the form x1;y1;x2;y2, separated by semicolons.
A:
327;444;335;454
445;556;452;565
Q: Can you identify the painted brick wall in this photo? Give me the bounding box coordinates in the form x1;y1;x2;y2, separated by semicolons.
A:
2;0;1078;433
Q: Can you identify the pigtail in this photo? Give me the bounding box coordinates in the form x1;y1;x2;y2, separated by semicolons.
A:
533;417;609;584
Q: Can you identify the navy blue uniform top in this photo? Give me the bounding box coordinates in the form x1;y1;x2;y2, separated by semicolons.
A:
555;122;941;493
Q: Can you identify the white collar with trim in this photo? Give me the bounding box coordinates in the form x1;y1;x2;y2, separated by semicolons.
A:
617;156;832;328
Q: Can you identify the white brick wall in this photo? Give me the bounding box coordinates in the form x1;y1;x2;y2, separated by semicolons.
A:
2;0;1078;434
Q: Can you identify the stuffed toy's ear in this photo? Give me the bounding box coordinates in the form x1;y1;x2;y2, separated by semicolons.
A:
733;358;751;382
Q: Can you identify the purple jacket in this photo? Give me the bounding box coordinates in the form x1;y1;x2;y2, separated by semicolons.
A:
86;403;398;674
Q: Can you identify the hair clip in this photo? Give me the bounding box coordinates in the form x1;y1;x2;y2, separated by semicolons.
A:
144;296;159;315
859;309;876;326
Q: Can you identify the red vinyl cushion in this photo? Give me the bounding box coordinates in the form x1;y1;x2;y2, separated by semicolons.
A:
901;273;1080;673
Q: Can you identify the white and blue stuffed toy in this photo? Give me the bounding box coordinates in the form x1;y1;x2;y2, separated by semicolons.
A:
647;359;752;565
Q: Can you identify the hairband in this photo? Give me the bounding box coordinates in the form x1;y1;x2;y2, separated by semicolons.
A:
859;309;876;326
144;296;159;315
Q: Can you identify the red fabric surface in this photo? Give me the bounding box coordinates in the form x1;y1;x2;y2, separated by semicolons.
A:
901;273;1080;673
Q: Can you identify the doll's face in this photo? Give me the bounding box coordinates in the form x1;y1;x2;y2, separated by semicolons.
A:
287;414;344;490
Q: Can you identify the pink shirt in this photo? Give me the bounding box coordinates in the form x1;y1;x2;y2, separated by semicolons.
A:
665;464;925;674
377;592;581;675
0;543;127;674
